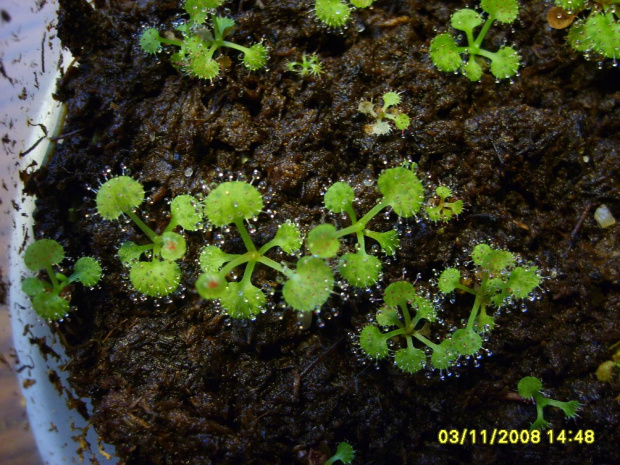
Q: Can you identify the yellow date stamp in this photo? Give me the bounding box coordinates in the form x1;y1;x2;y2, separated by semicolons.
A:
438;429;595;445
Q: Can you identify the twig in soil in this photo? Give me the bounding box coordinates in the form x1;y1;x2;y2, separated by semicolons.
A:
568;201;593;250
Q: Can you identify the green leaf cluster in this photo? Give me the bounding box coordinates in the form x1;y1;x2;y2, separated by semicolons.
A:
287;53;323;77
140;0;268;80
555;0;620;60
517;376;581;430
425;186;464;222
22;239;102;320
307;166;423;288
359;244;542;373
439;243;541;331
315;0;375;28
196;182;332;318
97;176;203;297
359;281;458;373
358;92;411;136
429;0;521;81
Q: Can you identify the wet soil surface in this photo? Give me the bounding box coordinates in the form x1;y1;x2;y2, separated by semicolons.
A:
25;0;619;464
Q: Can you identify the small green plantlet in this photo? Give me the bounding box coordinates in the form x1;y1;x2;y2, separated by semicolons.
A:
287;53;323;77
360;244;542;374
425;186;464;222
359;281;460;373
324;441;355;465
96;176;203;297
550;0;620;60
307;165;423;288
429;0;521;81
314;0;375;28
438;243;541;332
517;376;582;430
22;239;102;319
358;92;411;136
196;181;334;318
140;0;268;80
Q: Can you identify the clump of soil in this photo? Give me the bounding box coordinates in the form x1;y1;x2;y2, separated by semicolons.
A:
25;0;619;463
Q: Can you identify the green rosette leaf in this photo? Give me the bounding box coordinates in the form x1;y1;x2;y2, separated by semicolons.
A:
170;195;203;231
339;252;381;287
199;245;235;273
243;43;269;71
584;12;620;59
517;376;543;398
429;33;462;73
375;305;400;327
451;9;483;32
32;292;70;320
554;0;587;12
219;281;265;318
364;229;400;256
160;232;187;261
195;272;227;299
383;281;416;308
213;16;236;37
438;268;461;294
118;241;147;264
204;181;263;227
129;260;181;297
324;182;354;213
282;256;333;312
377;167;425;218
97;176;145;220
450;328;482;356
508;266;541;299
462;58;483;81
381;91;401;108
430;339;458;370
359;325;389;359
140;28;162;54
271;221;303;254
490;46;520;80
412;294;437;322
185;0;225;24
71;257;103;287
394;346;426;373
315;0;351;27
24;239;65;271
22;277;49;296
472;244;514;272
481;0;519;24
307;223;340;258
393;113;410;130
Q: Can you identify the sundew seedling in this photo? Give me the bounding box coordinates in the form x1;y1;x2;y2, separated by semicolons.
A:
196;181;334;318
22;239;102;319
358;244;542;374
96;176;203;297
517;376;581;430
325;441;355;465
548;0;620;61
140;0;268;80
287;53;323;77
438;243;542;333
359;281;457;373
429;0;521;81
307;165;424;288
315;0;375;28
358;92;411;136
425;186;464;222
